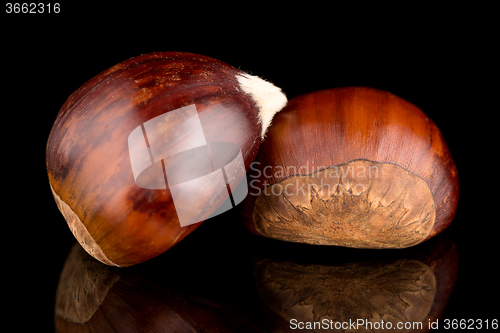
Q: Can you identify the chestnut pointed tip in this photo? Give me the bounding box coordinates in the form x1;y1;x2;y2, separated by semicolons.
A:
49;183;120;267
236;73;287;139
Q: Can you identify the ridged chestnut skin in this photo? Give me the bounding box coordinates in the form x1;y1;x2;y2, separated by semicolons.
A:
243;87;458;248
47;52;270;267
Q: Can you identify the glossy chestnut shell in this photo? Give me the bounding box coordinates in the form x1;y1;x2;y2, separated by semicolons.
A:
243;87;458;248
47;52;286;266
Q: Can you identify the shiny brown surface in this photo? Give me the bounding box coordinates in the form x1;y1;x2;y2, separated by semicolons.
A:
245;87;458;244
47;52;262;266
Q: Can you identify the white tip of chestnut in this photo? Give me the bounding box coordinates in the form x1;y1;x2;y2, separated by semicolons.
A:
236;73;287;139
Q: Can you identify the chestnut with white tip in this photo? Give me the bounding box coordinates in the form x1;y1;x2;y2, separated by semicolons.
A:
47;52;287;267
243;87;458;249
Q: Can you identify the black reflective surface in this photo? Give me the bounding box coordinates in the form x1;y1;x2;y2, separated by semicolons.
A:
3;24;496;332
53;219;459;332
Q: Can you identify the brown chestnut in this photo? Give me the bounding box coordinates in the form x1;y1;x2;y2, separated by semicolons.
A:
243;87;458;249
47;52;287;267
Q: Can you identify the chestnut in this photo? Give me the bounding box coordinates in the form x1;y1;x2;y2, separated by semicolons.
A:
244;87;458;249
46;52;287;267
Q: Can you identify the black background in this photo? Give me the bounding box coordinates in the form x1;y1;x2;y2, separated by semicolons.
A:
1;5;496;332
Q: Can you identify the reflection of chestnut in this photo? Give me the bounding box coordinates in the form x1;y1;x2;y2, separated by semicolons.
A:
47;52;287;267
253;233;458;333
257;259;435;332
54;243;267;333
244;87;458;249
